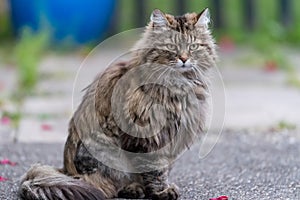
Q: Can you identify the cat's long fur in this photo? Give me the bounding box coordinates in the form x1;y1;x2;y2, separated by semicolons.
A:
19;8;217;200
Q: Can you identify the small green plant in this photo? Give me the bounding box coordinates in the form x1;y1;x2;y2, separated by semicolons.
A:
9;27;50;140
14;27;49;93
0;8;11;40
287;72;300;88
277;120;297;131
2;110;22;129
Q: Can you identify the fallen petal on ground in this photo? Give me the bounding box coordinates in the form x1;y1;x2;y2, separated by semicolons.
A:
0;176;8;182
41;124;53;131
210;196;229;200
0;116;11;125
0;159;17;166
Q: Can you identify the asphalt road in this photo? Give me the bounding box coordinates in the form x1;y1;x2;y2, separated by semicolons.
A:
1;131;300;200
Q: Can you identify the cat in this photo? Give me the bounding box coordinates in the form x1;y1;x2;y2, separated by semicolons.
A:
18;8;217;200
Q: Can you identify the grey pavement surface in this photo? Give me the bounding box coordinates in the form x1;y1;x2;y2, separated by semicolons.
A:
1;131;300;200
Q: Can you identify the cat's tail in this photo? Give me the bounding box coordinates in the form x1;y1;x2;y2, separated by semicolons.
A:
19;164;105;200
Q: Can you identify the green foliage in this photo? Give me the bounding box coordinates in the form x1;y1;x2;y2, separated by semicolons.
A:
14;27;49;92
290;0;300;44
0;28;50;134
287;73;300;88
0;10;11;40
276;120;297;131
2;110;22;129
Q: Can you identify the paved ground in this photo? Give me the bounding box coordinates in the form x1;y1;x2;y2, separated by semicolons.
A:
1;131;300;200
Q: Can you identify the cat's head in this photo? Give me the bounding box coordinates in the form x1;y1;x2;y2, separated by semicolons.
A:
134;8;217;72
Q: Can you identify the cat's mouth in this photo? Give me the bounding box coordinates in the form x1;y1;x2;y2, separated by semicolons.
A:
175;58;193;70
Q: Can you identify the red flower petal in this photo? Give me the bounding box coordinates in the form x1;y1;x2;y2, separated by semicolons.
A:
41;124;53;131
264;60;278;72
0;116;11;125
0;159;17;166
0;81;4;91
210;196;229;200
219;36;235;52
0;176;8;182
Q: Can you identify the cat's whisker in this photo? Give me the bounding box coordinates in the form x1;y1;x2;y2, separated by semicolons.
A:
192;67;208;87
191;68;199;79
195;69;207;84
144;65;165;84
194;67;210;88
155;66;172;84
141;66;169;102
193;66;205;79
149;67;171;97
147;67;172;106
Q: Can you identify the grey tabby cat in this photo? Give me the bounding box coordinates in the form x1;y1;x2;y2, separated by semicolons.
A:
19;8;217;200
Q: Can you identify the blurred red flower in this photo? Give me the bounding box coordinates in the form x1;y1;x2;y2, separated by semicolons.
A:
0;176;8;182
0;116;11;125
0;159;17;166
41;124;53;131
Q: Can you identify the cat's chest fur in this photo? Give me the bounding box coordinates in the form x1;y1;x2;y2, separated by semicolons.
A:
94;63;208;154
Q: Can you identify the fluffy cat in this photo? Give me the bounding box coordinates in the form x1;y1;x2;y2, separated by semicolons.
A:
19;8;217;200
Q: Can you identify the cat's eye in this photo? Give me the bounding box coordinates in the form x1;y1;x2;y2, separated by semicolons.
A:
189;43;201;51
166;44;177;51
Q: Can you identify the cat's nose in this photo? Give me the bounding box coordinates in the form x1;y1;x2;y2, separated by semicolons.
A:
179;56;188;63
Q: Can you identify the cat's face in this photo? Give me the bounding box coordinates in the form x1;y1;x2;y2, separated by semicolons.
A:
137;8;217;73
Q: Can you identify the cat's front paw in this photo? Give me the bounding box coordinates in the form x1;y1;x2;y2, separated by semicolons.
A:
149;184;180;200
118;182;145;199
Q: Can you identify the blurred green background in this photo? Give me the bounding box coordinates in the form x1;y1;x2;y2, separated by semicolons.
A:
0;0;300;45
118;0;300;45
1;0;300;46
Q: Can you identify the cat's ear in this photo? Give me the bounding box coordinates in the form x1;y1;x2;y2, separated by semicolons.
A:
196;8;210;28
150;9;168;28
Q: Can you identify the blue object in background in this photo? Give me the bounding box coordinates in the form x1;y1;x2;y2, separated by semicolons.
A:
10;0;116;44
